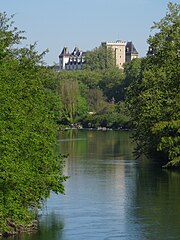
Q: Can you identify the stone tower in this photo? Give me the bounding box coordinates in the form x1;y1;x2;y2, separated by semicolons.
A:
101;40;139;69
101;40;126;69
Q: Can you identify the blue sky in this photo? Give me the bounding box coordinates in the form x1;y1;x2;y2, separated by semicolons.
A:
0;0;175;65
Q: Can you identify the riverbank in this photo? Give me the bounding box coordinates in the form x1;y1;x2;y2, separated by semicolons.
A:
0;220;38;238
162;157;180;169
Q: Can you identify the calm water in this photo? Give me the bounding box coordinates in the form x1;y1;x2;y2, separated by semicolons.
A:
7;130;180;240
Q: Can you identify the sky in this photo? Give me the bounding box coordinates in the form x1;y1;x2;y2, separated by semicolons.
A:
0;0;176;65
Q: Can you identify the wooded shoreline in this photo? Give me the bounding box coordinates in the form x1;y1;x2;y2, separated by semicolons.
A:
0;220;38;238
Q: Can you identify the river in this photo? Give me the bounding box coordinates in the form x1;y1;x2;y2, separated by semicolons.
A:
6;130;180;240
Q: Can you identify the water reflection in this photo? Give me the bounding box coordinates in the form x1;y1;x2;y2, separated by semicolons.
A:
4;130;180;240
6;214;64;240
129;163;180;240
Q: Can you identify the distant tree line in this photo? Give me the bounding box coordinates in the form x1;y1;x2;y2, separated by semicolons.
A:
55;68;130;129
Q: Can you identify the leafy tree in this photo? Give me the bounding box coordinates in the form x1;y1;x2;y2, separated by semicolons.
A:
0;13;67;234
59;79;80;124
76;70;102;89
123;58;142;100
87;88;111;114
99;67;124;102
126;2;180;167
0;12;25;60
84;45;115;70
56;72;89;125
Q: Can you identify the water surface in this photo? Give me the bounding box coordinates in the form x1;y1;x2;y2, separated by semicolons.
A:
7;130;180;240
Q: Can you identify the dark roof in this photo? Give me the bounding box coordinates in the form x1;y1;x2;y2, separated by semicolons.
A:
126;42;138;54
72;47;80;56
59;47;70;57
59;47;86;58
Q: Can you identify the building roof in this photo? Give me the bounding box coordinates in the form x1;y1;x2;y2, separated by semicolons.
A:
72;47;86;57
59;46;86;59
59;47;70;57
72;47;80;56
126;42;138;55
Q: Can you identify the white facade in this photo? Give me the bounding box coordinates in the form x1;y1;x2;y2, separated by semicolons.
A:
59;47;85;71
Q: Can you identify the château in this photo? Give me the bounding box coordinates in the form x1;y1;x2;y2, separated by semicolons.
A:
59;40;138;71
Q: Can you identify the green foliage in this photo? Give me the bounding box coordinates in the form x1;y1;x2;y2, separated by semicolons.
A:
76;70;102;89
0;12;25;60
152;120;180;161
54;68;129;129
87;88;110;113
0;14;67;234
79;101;129;129
84;45;115;70
123;58;142;100
56;71;90;124
99;67;124;102
162;156;180;169
126;2;180;167
59;78;80;123
80;111;129;130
